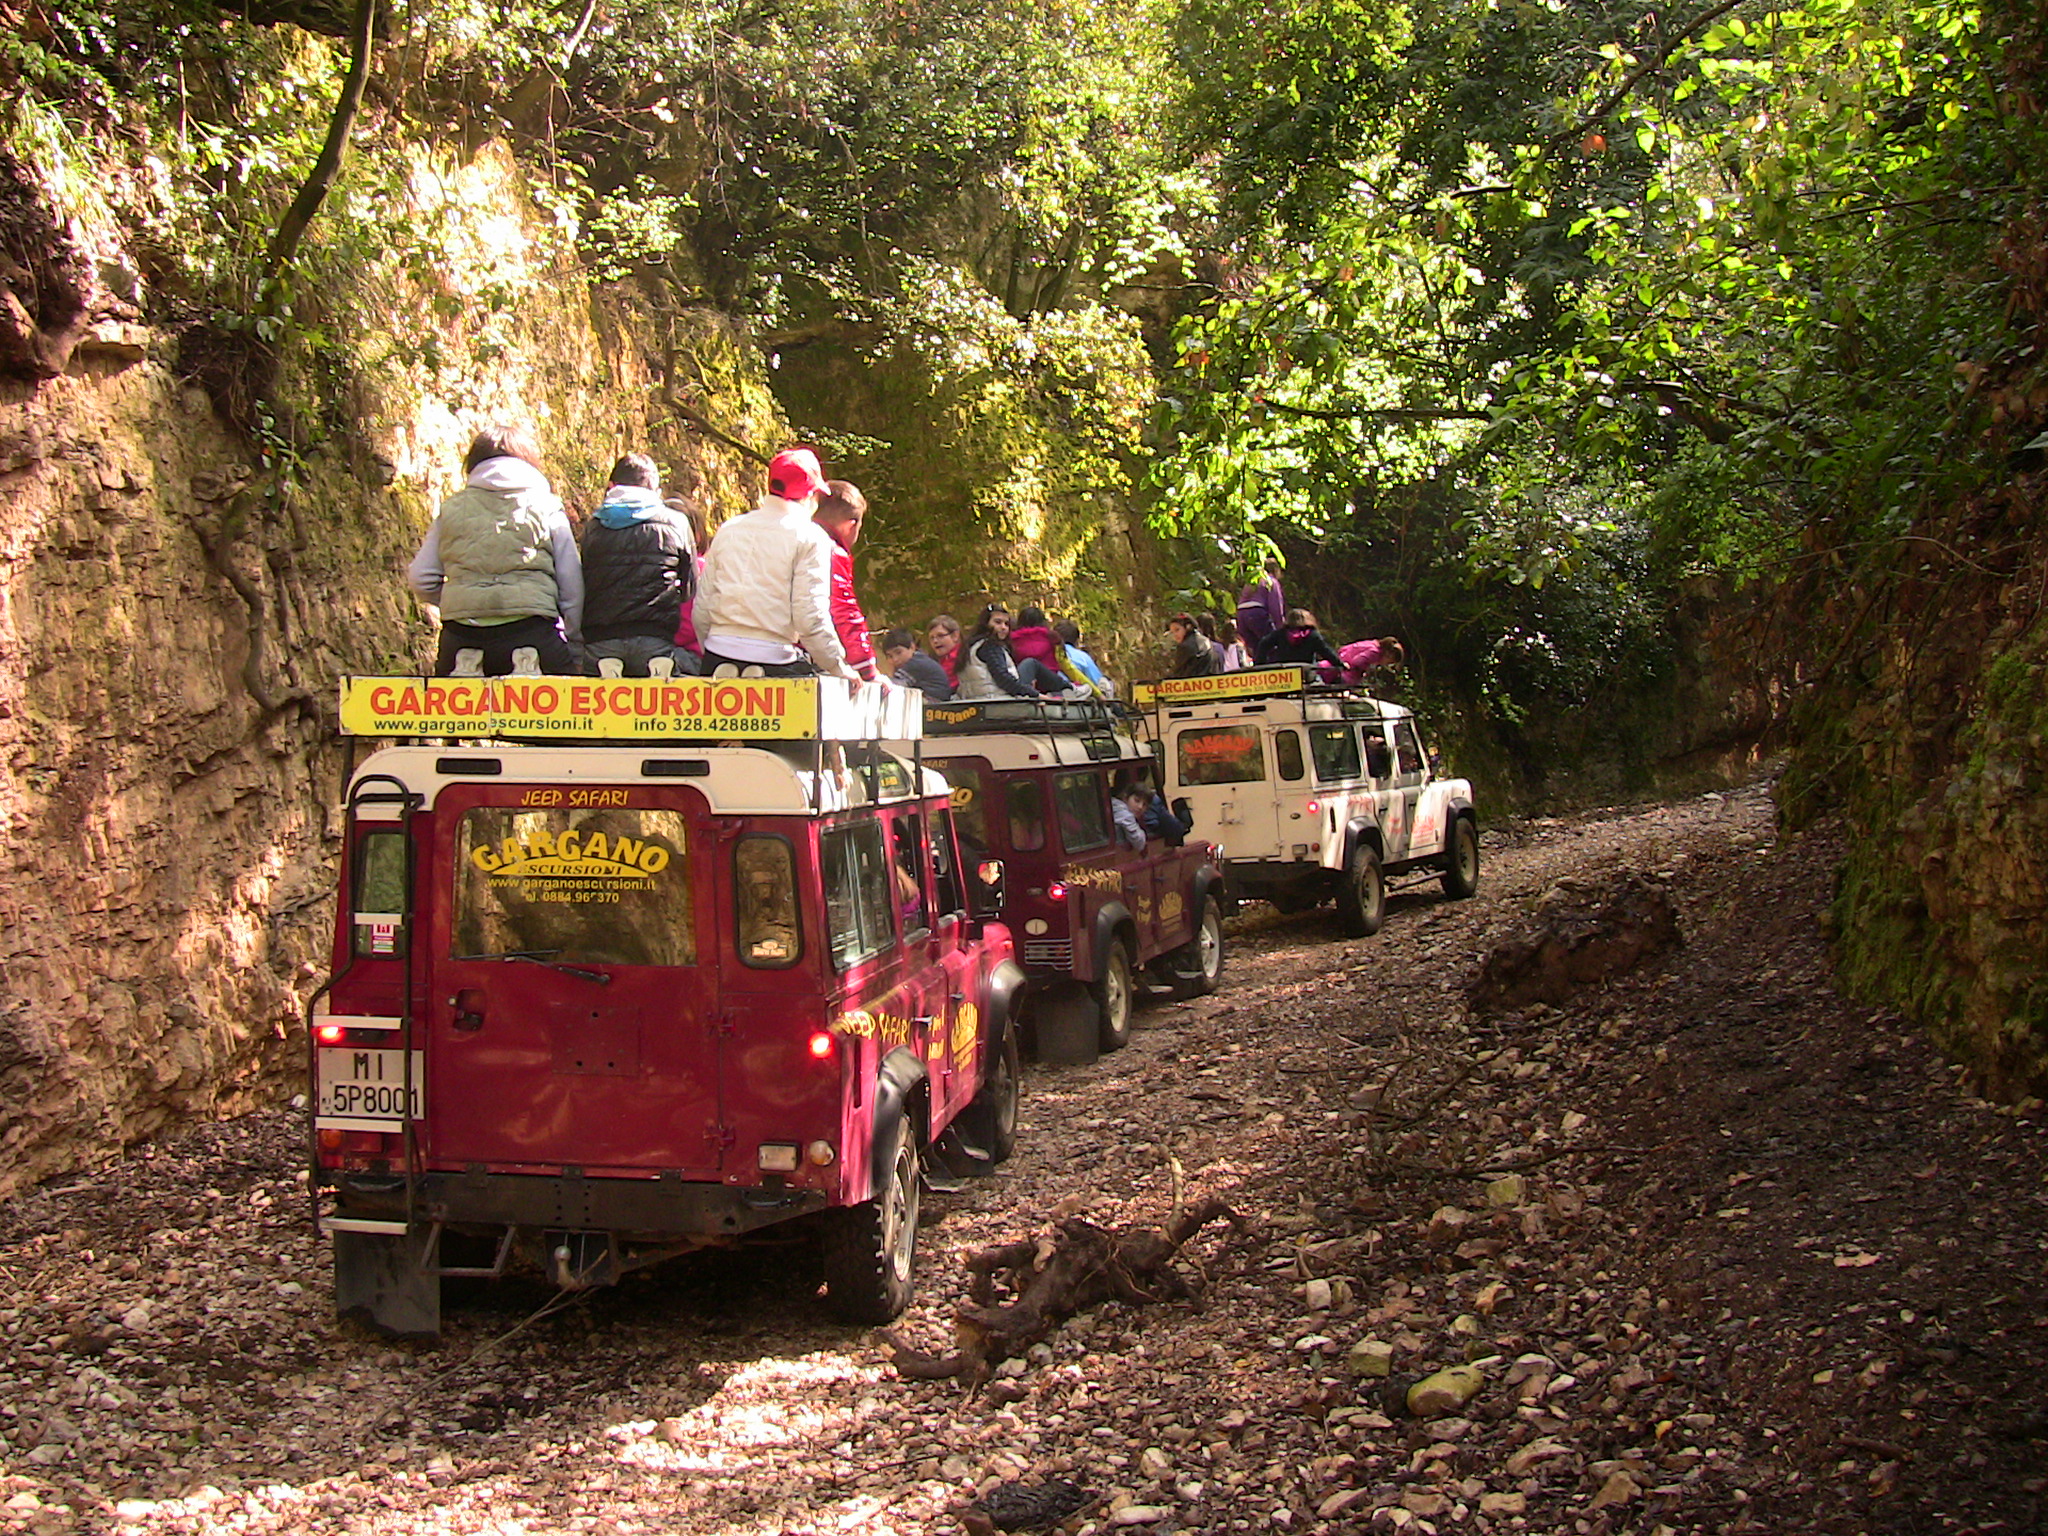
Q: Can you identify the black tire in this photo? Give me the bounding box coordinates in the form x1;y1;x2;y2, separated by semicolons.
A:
1336;841;1386;937
1093;939;1136;1052
1268;888;1320;914
1440;815;1479;899
821;1115;920;1324
1175;894;1225;997
976;1023;1022;1163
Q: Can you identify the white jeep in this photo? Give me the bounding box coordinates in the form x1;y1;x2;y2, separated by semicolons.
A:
1144;667;1479;935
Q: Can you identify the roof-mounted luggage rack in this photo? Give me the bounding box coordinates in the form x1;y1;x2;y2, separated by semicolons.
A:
1133;666;1389;716
921;696;1134;735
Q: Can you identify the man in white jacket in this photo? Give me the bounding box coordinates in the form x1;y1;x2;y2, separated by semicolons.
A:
695;447;861;682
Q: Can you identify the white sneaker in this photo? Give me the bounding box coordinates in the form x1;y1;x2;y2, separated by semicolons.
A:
649;657;675;679
451;649;485;677
598;657;625;678
510;647;542;676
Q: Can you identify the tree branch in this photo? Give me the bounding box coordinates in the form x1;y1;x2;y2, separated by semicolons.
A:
1260;400;1492;424
263;0;377;279
1549;0;1750;151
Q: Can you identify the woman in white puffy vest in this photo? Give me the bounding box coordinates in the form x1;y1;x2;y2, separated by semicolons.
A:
406;425;584;675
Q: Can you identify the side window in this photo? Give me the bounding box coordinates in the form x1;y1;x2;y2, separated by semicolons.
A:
943;762;990;856
930;809;965;918
1176;726;1265;785
891;813;930;937
1395;719;1427;777
1006;778;1047;851
823;821;896;969
1364;726;1395;781
1309;724;1362;783
1274;729;1306;782
1053;771;1112;853
353;830;408;957
735;836;801;968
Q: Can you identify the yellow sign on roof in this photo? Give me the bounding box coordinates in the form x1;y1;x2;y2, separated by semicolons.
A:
1131;666;1312;708
339;676;922;741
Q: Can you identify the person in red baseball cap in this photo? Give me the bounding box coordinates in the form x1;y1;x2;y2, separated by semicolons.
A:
694;444;861;680
766;447;828;503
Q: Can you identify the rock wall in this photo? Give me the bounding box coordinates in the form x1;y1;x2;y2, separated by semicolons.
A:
1787;476;2048;1100
0;145;777;1196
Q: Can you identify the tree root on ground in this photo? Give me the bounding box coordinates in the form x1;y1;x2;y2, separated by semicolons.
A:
879;1196;1241;1384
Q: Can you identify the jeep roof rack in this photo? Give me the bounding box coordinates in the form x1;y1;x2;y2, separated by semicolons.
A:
921;697;1132;735
1133;665;1393;716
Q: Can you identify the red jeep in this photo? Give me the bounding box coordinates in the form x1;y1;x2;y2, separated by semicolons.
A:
911;699;1227;1062
309;675;1024;1336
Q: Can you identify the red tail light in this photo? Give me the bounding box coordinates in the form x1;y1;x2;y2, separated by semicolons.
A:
808;1031;836;1060
316;1023;345;1044
1047;881;1069;901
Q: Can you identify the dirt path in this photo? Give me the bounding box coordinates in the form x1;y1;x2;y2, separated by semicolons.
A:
1;782;2042;1536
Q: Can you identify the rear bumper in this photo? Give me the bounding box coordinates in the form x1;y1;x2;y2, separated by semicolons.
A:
332;1169;830;1240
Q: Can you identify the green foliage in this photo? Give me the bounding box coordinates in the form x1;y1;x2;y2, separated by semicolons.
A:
1147;0;2045;745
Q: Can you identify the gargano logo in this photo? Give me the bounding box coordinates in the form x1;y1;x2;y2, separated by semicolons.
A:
470;829;673;878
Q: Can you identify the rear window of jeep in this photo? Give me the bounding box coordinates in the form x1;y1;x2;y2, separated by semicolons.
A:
1177;726;1265;785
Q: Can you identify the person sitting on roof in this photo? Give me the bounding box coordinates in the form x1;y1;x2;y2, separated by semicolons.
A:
407;424;583;676
882;627;953;702
958;604;1063;700
695;447;860;681
814;480;879;683
1168;612;1223;677
1008;605;1078;695
1254;607;1345;678
1337;635;1405;687
578;452;700;677
1052;618;1114;698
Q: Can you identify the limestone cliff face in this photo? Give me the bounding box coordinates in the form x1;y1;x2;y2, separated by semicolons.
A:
1789;478;2048;1101
0;146;777;1196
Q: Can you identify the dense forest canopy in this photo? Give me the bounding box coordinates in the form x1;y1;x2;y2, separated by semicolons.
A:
3;0;2044;1086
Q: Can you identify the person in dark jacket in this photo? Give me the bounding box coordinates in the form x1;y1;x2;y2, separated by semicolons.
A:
1168;612;1223;677
1253;607;1345;677
882;627;953;701
579;453;699;676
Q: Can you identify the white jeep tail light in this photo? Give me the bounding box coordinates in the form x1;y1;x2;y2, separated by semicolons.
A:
806;1140;836;1167
757;1143;800;1173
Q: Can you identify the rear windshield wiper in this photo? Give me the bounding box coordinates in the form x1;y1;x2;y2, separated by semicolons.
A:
452;949;611;985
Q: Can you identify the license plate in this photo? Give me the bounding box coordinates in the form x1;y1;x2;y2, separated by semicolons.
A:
316;1048;424;1121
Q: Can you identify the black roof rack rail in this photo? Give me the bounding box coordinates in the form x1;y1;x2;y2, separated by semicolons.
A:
920;697;1138;735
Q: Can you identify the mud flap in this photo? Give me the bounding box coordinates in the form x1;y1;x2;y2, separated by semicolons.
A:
334;1226;440;1339
1031;980;1100;1066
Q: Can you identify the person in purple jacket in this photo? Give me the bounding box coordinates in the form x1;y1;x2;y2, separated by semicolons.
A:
1234;557;1285;649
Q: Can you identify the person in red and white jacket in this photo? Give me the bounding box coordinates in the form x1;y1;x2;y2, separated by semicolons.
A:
815;480;878;682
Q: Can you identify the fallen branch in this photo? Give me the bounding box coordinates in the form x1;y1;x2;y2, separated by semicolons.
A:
879;1197;1241;1384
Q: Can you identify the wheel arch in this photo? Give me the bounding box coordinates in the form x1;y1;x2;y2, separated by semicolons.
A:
1088;899;1137;972
868;1048;930;1202
1341;815;1385;869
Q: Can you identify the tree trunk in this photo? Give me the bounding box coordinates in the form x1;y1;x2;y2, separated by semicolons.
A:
263;0;378;280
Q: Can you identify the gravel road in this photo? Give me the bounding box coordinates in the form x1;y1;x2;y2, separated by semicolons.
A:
1;782;2042;1536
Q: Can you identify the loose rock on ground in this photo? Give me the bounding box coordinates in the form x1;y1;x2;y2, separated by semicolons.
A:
0;780;2042;1535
